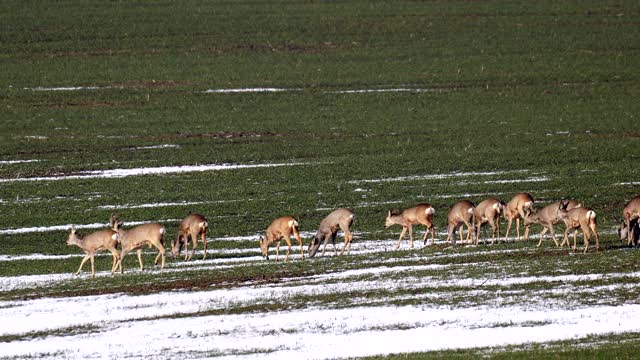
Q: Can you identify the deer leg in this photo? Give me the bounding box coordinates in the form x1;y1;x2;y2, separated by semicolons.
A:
275;240;281;262
284;237;293;262
572;230;578;252
582;226;591;254
154;244;166;270
396;227;407;249
537;227;548;247
340;228;352;256
332;233;338;256
136;249;144;271
411;224;418;248
591;223;600;251
109;249;119;274
321;235;329;256
76;255;90;275
90;255;96;278
504;217;513;242
341;230;353;256
516;218;521;241
118;250;128;274
201;230;207;260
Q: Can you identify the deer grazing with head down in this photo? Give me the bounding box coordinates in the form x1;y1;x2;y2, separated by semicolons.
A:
558;205;600;254
618;196;640;246
446;200;475;245
308;208;354;258
473;197;504;245
503;192;534;241
110;215;166;272
523;199;581;247
259;215;304;262
384;203;435;249
66;226;120;278
172;213;209;261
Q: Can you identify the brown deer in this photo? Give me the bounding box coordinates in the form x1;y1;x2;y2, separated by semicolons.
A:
503;193;534;242
558;206;600;253
309;208;354;258
619;196;640;246
523;199;581;247
172;213;209;261
473;198;504;245
259;215;304;262
446;200;475;245
384;203;435;249
110;215;166;272
66;227;120;278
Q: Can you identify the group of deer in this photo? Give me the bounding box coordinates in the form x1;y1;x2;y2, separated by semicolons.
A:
66;194;640;276
66;213;209;278
388;194;640;255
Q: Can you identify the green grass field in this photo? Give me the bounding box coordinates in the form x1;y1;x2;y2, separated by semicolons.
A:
1;1;640;358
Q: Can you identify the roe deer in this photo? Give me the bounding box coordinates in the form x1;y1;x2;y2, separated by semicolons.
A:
110;215;166;272
259;215;304;262
473;198;504;245
503;192;534;242
619;217;640;246
446;200;475;245
384;203;435;249
523;199;581;247
558;206;600;254
619;196;640;246
66;227;120;278
308;208;354;258
172;213;208;261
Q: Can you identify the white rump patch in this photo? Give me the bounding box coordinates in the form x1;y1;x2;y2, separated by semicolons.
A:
425;207;435;215
587;210;596;219
199;222;207;229
111;233;119;241
468;208;475;214
289;220;299;228
159;227;165;235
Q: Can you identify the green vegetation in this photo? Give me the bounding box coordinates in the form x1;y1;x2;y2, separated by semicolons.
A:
1;0;640;357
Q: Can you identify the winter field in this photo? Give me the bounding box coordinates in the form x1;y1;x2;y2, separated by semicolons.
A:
2;1;640;359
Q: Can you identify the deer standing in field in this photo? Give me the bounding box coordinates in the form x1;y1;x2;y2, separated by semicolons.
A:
308;208;354;258
473;198;504;245
446;200;475;245
523;199;581;247
503;192;534;242
619;218;640;246
384;203;435;249
66;227;120;278
172;213;209;261
110;215;166;272
618;196;640;246
259;215;304;262
558;206;600;254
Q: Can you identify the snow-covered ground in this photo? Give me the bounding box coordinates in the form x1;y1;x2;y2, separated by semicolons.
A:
1;238;639;359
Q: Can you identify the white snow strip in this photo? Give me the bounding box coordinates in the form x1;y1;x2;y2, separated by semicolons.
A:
129;144;181;150
348;170;530;184
0;219;180;235
204;88;301;93
0;162;308;183
0;159;40;165
329;87;448;94
26;86;107;91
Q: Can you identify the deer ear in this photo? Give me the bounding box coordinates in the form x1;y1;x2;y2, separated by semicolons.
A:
70;226;76;234
387;210;391;217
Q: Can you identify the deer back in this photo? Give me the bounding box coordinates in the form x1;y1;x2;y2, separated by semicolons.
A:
117;223;165;251
448;200;474;225
623;196;640;221
178;213;208;235
504;193;534;219
475;198;502;221
317;208;354;236
265;215;299;243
